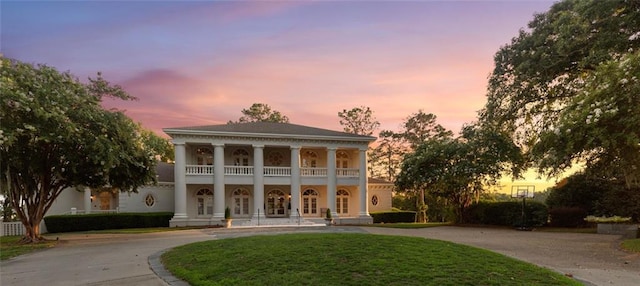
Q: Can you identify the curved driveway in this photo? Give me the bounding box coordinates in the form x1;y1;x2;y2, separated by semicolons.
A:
1;226;638;286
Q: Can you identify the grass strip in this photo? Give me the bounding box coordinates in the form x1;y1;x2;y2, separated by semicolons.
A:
621;238;640;253
1;236;57;261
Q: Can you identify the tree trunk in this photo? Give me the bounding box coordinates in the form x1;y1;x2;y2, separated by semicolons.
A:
416;189;428;223
19;216;45;243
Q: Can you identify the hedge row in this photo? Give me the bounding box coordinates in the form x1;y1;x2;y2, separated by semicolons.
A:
44;212;174;233
370;211;417;223
548;207;589;227
463;201;548;227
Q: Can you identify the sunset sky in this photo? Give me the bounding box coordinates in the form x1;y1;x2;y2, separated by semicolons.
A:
2;1;559;191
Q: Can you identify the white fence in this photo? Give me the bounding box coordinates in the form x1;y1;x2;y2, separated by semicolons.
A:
1;221;26;236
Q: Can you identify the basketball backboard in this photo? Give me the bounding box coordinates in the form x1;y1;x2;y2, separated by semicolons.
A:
511;185;535;198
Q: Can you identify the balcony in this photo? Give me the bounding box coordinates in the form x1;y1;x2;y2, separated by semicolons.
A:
185;165;359;177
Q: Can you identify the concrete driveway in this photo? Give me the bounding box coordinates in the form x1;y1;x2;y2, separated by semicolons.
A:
1;226;638;286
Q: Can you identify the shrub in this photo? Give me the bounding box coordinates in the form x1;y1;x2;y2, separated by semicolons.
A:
463;201;548;227
44;212;174;233
370;211;416;223
548;207;588;227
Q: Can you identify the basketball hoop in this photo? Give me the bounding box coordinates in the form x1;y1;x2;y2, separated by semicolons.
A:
511;185;535;231
511;185;535;198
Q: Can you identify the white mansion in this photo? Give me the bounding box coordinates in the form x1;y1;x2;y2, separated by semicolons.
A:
47;122;393;227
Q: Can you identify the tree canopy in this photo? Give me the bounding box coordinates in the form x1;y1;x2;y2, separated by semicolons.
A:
396;124;523;222
229;103;290;123
0;57;163;242
338;106;380;136
479;0;640;186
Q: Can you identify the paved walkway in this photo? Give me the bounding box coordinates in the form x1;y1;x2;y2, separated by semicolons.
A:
1;226;638;286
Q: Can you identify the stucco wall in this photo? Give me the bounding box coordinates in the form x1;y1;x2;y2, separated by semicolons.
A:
46;188;85;216
368;184;393;212
118;184;174;213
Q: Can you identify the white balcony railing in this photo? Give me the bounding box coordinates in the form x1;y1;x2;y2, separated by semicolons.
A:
185;165;358;177
225;166;254;175
264;167;291;176
336;168;359;177
186;165;213;175
301;167;327;177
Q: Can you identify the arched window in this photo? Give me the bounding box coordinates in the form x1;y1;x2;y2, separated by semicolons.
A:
302;189;318;215
196;188;213;216
232;189;250;216
336;151;349;168
266;151;284;166
195;147;213;165
233;149;250;166
336;189;349;214
302;151;318;168
266;189;287;217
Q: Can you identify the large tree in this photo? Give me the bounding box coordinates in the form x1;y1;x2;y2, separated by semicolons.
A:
229;103;290;123
380;111;453;222
480;0;640;186
0;58;162;242
338;106;380;136
396;124;523;222
369;130;407;181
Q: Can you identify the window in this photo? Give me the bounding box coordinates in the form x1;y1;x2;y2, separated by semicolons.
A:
233;149;250;166
336;189;349;214
144;194;155;207
267;151;284;166
336;151;349;168
302;151;318;167
195;147;213;165
196;188;213;216
232;189;250;216
302;189;318;215
371;195;379;206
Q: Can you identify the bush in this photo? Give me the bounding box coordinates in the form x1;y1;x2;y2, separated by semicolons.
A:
548;207;588;227
44;212;174;233
463;201;548;227
370;211;416;223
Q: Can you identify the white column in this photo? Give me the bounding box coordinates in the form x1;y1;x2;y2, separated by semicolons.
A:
327;147;338;217
213;144;225;219
358;147;370;217
290;146;301;219
84;187;92;214
253;145;265;219
173;142;188;219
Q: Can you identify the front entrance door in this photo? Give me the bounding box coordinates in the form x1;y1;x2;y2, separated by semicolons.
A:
99;192;111;210
266;190;287;217
232;189;250;217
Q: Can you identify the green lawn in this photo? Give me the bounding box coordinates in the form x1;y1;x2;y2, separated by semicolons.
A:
162;233;580;286
0;236;57;261
621;238;640;253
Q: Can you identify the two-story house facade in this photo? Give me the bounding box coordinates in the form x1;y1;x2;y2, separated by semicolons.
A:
165;122;377;226
42;122;393;231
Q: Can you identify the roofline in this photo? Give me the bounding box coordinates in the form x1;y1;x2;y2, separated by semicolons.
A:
163;128;377;142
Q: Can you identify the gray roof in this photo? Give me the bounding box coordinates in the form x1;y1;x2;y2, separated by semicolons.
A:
164;122;376;141
156;162;175;182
